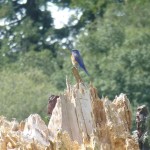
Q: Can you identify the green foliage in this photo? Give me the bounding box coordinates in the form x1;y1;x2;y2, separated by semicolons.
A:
0;0;150;124
76;1;150;105
0;49;68;121
0;68;58;121
0;0;69;62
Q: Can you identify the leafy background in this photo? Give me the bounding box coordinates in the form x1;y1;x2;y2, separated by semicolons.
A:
0;0;150;128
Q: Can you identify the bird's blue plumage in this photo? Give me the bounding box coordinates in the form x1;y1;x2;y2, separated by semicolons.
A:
71;49;89;75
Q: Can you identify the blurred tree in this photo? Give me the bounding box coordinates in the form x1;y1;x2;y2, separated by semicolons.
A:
75;1;150;105
0;67;59;121
0;0;150;121
0;0;125;65
0;0;69;65
51;0;126;36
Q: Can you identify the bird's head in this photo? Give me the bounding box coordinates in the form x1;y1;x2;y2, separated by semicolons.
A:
71;49;80;55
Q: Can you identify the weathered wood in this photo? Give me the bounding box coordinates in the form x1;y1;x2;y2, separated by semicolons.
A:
47;80;139;150
0;115;51;150
0;77;140;150
72;66;83;88
135;105;150;150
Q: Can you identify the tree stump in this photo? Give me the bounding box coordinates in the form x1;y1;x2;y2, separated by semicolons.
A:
48;78;139;150
0;76;140;149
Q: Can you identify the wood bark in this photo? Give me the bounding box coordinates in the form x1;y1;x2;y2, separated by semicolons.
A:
0;77;139;149
135;105;150;150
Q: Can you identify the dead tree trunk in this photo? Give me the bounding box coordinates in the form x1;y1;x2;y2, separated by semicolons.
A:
0;71;140;149
136;105;150;150
48;77;139;150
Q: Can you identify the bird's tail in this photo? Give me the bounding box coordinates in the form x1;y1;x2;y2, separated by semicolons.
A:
83;67;89;76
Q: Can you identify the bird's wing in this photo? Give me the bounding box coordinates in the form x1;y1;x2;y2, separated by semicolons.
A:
73;53;84;68
73;53;89;75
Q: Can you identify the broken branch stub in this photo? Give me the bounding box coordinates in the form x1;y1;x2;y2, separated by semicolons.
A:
72;66;83;84
136;105;150;149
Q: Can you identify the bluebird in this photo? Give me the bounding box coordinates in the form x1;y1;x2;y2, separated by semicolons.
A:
71;49;89;75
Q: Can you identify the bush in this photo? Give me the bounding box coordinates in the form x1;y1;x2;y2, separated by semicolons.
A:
0;68;58;121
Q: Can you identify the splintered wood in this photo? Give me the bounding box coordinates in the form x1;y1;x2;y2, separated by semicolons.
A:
0;81;139;150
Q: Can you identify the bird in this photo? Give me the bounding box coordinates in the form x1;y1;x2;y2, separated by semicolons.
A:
71;49;89;76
